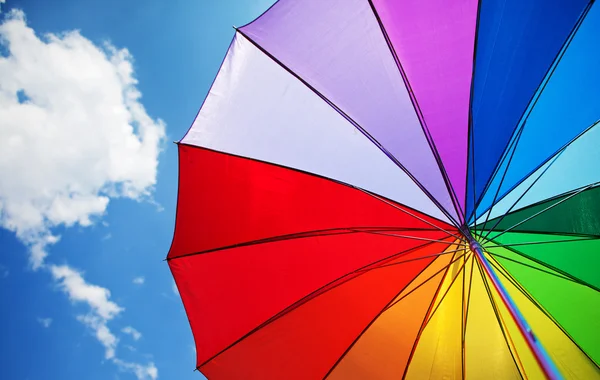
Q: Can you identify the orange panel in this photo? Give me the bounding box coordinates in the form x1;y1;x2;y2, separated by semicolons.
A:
327;247;458;379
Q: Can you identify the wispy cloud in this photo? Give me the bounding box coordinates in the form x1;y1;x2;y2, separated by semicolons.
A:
114;358;158;380
51;264;122;359
51;264;157;378
77;314;119;359
132;276;145;285
51;265;123;321
37;317;52;328
122;326;142;341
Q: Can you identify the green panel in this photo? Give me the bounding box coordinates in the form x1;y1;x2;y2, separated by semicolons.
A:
483;185;600;236
483;232;600;289
486;245;600;365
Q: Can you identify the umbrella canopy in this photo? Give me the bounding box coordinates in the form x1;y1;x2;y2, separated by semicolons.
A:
167;0;600;378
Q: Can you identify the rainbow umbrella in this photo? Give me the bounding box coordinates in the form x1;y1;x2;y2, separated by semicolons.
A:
167;0;600;378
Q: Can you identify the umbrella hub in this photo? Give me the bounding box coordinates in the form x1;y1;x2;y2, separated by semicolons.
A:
460;228;481;253
468;239;482;253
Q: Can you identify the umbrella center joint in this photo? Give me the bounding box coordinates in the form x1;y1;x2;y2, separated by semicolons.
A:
467;238;481;253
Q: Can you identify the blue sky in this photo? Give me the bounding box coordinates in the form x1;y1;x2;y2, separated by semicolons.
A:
0;0;275;379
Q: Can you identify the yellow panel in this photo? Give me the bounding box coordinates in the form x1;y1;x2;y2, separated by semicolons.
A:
426;247;467;319
489;255;600;379
461;253;473;375
327;255;450;380
405;256;464;380
463;252;474;328
464;258;521;379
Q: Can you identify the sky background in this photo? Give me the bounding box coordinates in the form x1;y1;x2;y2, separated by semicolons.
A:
0;1;275;379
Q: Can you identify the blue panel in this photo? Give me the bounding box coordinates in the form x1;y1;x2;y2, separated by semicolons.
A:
466;0;590;220
475;2;600;218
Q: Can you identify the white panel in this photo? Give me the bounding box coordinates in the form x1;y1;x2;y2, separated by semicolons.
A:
182;33;449;223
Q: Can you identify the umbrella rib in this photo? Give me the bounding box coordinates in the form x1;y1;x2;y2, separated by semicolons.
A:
358;247;466;273
356;188;463;239
476;127;525;235
481;183;600;239
468;0;510;225
480;148;566;241
194;240;455;369
487;252;596;304
168;227;451;261
461;250;472;379
384;250;468;312
349;228;466;246
463;253;476;344
470;126;524;230
487;252;584;285
461;250;466;380
175;142;457;231
475;259;526;379
480;119;600;240
366;0;465;222
464;0;484;231
322;249;464;379
483;242;600;292
313;250;469;379
479;119;600;235
472;245;563;378
487;254;551;308
235;29;461;228
467;1;594;223
252;242;457;328
469;119;479;232
484;229;600;239
486;254;600;369
483;235;600;248
484;181;600;241
400;251;463;380
420;255;469;326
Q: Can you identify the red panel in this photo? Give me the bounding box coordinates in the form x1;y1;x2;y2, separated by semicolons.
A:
170;230;454;366
198;243;447;379
168;144;452;258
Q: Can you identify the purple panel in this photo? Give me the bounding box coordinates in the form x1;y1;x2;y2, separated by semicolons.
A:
372;0;478;216
240;0;459;223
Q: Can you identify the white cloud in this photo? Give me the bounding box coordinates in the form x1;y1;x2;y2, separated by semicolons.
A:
50;264;123;320
114;358;158;380
51;264;158;378
37;317;52;328
0;9;166;268
122;326;142;341
51;264;122;359
77;314;119;359
172;281;179;295
132;276;145;285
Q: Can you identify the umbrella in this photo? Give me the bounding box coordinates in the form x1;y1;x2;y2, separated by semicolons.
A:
167;0;600;378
